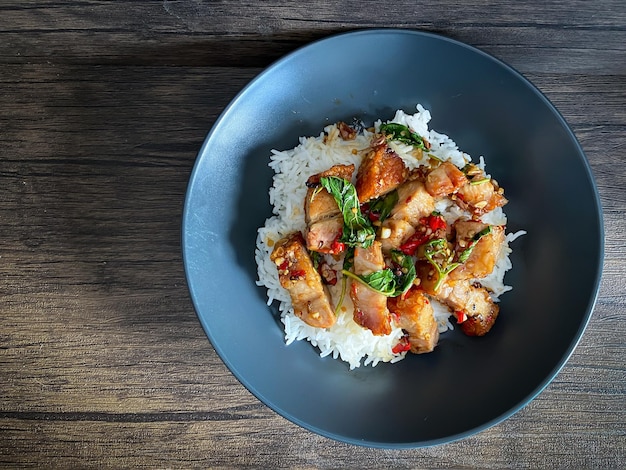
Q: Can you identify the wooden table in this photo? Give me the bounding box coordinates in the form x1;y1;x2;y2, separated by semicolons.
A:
1;1;624;467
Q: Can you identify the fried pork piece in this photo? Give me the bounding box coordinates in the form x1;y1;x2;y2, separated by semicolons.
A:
388;179;436;223
270;232;336;329
436;279;499;336
304;164;355;253
379;180;435;251
424;161;467;198
350;241;392;336
449;220;505;281
454;166;507;218
355;139;408;203
388;288;439;354
380;219;415;253
305;216;344;253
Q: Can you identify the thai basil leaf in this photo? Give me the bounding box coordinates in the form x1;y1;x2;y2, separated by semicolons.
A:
341;250;416;297
423;238;460;292
319;176;375;248
359;269;397;296
341;268;396;296
368;190;398;223
390;250;417;296
342;246;355;271
309;250;322;270
380;122;428;150
457;226;492;263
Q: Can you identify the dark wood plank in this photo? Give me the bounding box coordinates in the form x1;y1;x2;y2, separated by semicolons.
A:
0;1;624;71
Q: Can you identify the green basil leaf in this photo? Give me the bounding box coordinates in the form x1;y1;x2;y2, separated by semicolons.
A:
342;268;396;296
341;250;416;298
368;190;398;223
360;269;397;296
423;238;460;292
380;123;428;150
390;250;417;296
319;176;375;248
458;226;492;263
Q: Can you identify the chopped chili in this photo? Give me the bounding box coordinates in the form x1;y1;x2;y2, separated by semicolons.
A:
400;214;447;255
392;335;411;354
289;269;306;280
330;237;346;254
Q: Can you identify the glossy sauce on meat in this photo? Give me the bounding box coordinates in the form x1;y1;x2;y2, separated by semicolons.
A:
270;232;336;328
304;164;355;254
436;279;499;336
449;220;505;281
388;288;439;353
349;241;392;336
355;139;408;203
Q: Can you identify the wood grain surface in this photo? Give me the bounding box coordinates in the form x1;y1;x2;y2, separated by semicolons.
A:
1;1;624;468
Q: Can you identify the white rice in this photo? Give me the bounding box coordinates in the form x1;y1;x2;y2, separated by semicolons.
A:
255;105;523;369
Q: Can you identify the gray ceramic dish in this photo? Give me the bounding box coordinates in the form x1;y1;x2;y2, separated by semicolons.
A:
182;29;603;447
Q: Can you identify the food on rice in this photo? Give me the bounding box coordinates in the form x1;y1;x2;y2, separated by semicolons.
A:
255;105;525;369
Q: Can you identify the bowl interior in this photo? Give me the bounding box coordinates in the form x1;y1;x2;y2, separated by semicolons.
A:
183;30;603;447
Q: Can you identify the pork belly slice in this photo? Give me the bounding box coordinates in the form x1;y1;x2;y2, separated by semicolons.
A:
305;164;355;224
349;241;392;336
305;215;344;254
388;288;439;354
454;171;508;218
379;219;415;253
388;179;436;225
378;180;436;251
424;161;467;198
304;164;355;253
355;140;408;203
270;232;336;329
435;279;499;336
449;220;506;281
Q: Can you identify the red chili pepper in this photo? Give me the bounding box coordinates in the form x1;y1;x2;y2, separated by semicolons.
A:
278;260;289;271
399;214;447;255
330;239;345;254
392;336;411;354
363;203;383;223
289;269;306;280
428;214;447;231
455;310;466;324
399;233;430;255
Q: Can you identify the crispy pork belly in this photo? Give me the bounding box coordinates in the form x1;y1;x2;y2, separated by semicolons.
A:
388;288;439;354
379;219;415;253
449;220;505;281
270;232;336;329
424;161;467;198
304;164;355;253
305;216;344;254
387;180;435;225
378;180;436;252
349;241;392;336
305;164;355;224
355;140;408;203
454;168;507;218
435;279;499;336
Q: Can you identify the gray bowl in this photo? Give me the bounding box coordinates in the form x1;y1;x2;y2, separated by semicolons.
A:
182;29;603;447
